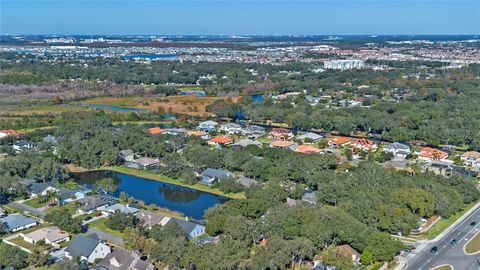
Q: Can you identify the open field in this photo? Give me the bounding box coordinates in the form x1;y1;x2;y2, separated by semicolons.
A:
23;198;49;208
103;165;246;199
465;232;480;254
0;104;89;115
432;265;453;270
80;95;230;116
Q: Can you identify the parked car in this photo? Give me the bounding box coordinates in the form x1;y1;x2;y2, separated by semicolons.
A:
430;246;438;254
84;216;92;221
470;221;476;226
95;212;103;217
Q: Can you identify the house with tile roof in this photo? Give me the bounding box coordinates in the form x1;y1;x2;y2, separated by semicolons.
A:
270;140;296;150
351;139;377;152
295;145;321;154
208;136;233;147
418;147;449;161
328;136;352;147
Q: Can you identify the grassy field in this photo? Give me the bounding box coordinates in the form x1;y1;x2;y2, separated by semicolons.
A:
431;264;453;270
88;218;124;238
9;236;37;250
425;201;479;240
46;202;80;216
103;165;246;199
23;198;50;208
465;232;480;254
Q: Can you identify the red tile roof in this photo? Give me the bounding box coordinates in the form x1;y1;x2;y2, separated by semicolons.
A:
147;127;165;135
295;145;321;154
0;129;23;137
329;136;352;145
270;140;296;148
209;136;233;144
419;147;449;159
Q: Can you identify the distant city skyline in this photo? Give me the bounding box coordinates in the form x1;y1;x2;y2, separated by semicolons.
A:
1;0;479;35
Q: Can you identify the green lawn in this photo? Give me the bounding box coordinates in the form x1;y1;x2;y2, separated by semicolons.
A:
46;202;79;216
23;198;50;208
8;236;37;251
103;166;246;199
88;218;124;238
425;201;479;240
432;265;453;270
465;232;480;254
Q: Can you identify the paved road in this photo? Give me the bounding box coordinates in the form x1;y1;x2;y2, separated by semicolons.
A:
406;205;480;270
8;201;46;218
87;227;124;246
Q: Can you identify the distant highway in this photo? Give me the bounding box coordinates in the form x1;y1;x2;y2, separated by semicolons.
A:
405;205;480;270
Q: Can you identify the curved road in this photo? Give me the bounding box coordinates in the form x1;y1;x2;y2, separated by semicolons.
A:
406;205;480;270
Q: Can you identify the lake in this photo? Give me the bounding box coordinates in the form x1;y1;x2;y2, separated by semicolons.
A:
73;170;229;220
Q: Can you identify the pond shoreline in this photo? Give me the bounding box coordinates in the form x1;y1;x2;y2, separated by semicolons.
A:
94;165;245;199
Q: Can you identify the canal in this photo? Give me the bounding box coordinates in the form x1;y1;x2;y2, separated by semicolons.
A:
73;170;229;220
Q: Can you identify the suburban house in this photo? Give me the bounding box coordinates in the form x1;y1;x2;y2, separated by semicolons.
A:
43;135;58;145
147;127;165;135
295;145;321;154
166;217;206;239
234;176;258;188
13;141;37;153
162;128;186;136
186;130;210;140
269;128;294;140
102;203;140;217
135;210;205;238
0;208;5;217
418;147;449;161
197;120;219;132
232;139;262;149
301;191;317;204
328;136;352;147
126;157;159;170
336;244;361;263
0;129;23;138
296;132;323;143
135;210;168;229
97;247;154;270
22;226;70;247
270;140;297;150
241;125;266;138
65;233;111;263
77;196;109;214
208;136;233;147
199;168;234;185
0;214;37;232
57;186;91;204
219;123;242;134
119;149;135;162
28;181;58;198
351;139;378;152
461;151;480;167
383;142;411;158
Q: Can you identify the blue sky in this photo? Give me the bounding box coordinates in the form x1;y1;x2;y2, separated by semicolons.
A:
1;0;479;35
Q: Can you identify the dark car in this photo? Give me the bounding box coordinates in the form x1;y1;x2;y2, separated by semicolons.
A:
430;246;438;254
84;216;92;221
471;221;476;226
450;239;457;245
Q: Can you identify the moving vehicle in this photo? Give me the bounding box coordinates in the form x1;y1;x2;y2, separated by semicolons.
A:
430;246;438;254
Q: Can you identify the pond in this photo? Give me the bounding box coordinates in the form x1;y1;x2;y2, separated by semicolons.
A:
73;170;229;220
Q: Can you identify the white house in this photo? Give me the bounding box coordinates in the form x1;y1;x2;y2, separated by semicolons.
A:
65;233;111;263
197;120;218;132
383;142;411;158
461;151;480;167
219;123;242;134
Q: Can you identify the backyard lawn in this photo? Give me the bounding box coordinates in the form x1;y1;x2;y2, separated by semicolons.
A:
88;218;124;238
23;197;50;208
465;232;480;254
9;236;37;251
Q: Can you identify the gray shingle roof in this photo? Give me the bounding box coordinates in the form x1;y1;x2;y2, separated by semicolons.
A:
167;218;200;235
202;168;234;179
0;214;37;231
29;181;57;194
65;233;101;258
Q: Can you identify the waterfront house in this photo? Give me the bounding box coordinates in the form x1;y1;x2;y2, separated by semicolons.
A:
199;168;234;185
77;196;109;214
351;139;378;152
136;210;168;229
269;128;294;140
241;125;266;138
327;136;352;147
0;214;37;232
22;226;70;247
270;140;296;151
102;203;140;217
135;210;205;239
126;157;159;170
197;120;218;132
417;147;449;161
383;142;411;158
119;149;135;162
97;247;154;270
65;233;111;263
57;186;91;204
234;176;258;188
296;132;323;143
219;123;242;134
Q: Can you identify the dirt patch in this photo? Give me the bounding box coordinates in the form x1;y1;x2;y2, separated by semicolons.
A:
135;96;230;116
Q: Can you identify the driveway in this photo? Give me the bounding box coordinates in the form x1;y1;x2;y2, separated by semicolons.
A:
86;227;124;246
8;201;46;218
